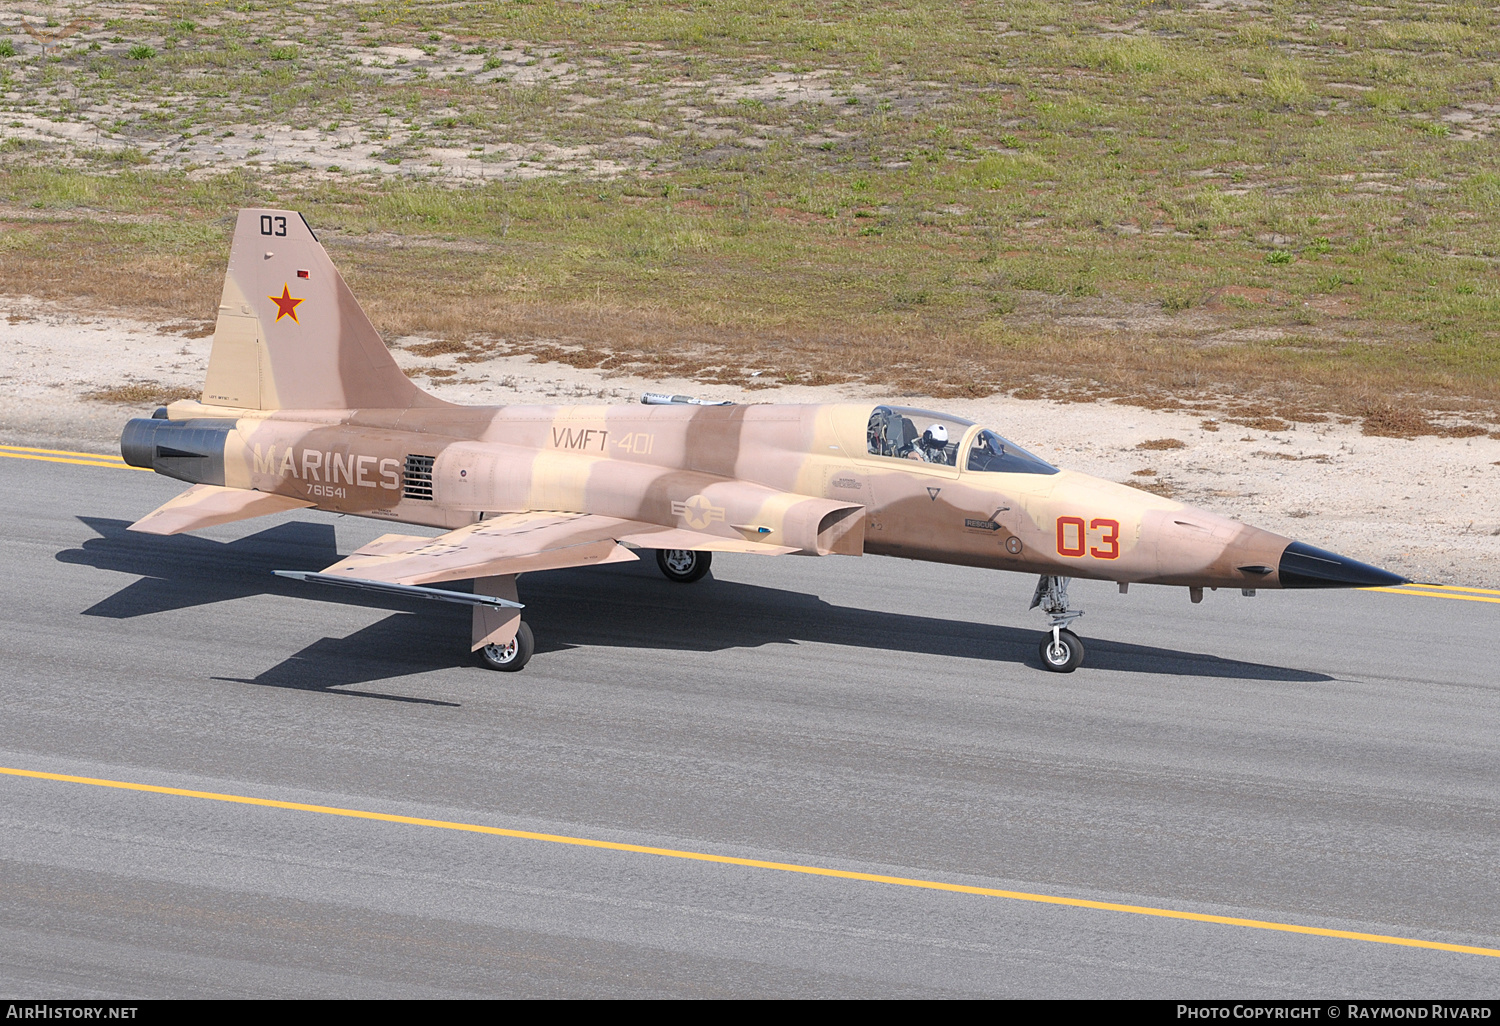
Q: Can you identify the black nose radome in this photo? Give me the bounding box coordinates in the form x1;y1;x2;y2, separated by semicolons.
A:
1278;541;1408;589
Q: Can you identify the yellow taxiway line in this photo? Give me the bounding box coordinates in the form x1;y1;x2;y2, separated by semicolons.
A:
3;764;1497;960
0;443;147;471
1395;583;1500;596
1362;585;1500;605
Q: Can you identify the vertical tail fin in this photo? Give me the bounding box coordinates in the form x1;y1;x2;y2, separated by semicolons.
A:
201;209;444;411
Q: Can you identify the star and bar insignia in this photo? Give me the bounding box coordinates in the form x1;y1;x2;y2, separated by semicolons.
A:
268;284;304;324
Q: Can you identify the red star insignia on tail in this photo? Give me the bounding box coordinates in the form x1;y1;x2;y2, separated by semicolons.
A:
268;284;304;323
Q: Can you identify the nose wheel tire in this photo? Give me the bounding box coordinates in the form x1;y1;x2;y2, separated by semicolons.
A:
479;621;534;671
1039;629;1085;673
656;548;712;584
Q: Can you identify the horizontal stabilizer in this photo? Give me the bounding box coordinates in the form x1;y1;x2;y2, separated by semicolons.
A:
273;571;524;609
128;483;314;536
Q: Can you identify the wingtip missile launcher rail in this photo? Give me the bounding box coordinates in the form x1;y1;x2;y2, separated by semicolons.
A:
640;392;735;407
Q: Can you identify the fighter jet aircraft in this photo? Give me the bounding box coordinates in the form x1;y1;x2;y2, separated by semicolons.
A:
119;209;1406;672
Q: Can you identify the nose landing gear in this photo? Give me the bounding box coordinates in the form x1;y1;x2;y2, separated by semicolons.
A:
1031;575;1086;673
1039;627;1085;672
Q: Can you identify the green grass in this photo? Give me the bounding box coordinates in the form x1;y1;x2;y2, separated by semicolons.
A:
1;2;1499;414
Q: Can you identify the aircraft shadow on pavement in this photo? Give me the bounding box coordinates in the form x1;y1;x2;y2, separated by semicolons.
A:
213;613;463;707
524;565;1333;682
60;517;435;619
58;517;1330;686
59;517;466;704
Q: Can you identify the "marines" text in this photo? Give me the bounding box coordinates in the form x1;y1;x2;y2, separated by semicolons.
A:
252;445;401;489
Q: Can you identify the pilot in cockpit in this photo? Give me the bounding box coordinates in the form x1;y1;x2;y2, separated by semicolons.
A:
911;424;951;464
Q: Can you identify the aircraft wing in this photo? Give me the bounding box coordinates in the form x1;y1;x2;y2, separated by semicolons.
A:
314;512;797;587
128;483;315;536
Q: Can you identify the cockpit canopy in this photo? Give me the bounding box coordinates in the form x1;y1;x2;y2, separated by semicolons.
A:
867;406;968;465
865;405;1057;475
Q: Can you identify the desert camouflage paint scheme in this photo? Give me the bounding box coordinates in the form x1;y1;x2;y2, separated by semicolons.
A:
121;209;1405;671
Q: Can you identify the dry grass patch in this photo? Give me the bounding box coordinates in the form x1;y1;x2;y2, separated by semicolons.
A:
1137;438;1187;451
1227;416;1292;432
404;338;475;357
1123;477;1175;498
1253;451;1333;463
156;321;215;338
84;381;200;405
1361;402;1436;438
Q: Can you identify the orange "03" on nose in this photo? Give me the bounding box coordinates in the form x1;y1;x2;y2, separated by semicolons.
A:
1056;517;1121;559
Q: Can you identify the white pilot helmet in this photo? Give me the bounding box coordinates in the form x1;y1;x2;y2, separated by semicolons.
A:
923;424;949;447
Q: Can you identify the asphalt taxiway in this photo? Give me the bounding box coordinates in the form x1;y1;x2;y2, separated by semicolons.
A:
2;452;1498;997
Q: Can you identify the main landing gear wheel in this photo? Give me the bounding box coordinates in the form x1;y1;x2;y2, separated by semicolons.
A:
656;548;711;584
1039;629;1085;673
479;621;534;672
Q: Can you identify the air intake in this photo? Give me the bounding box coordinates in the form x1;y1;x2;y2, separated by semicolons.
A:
403;454;435;500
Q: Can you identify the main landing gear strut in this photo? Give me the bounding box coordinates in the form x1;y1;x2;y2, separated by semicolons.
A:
1031;575;1085;672
476;551;711;672
478;550;710;672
